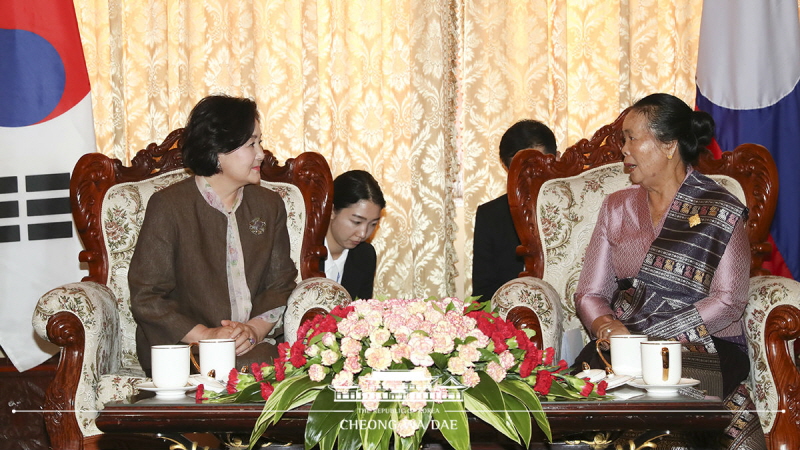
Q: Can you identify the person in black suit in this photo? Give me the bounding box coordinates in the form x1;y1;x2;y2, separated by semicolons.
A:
323;170;385;299
472;120;557;301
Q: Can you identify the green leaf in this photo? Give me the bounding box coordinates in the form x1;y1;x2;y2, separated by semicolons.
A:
502;393;531;448
249;375;324;447
337;411;362;450
431;399;470;450
318;424;338;450
305;388;357;449
357;403;392;450
463;372;519;444
499;379;551;442
430;352;449;369
272;375;326;425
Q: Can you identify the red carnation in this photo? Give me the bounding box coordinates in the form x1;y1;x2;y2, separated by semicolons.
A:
514;329;533;352
330;304;355;319
274;359;286;381
557;359;568;372
260;381;275;401
597;380;608;396
278;342;291;357
544;347;555;365
252;362;268;381
227;368;239;394
195;384;205;403
526;348;542;364
533;370;553;395
289;340;308;368
519;355;537;378
491;334;509;354
580;381;594;397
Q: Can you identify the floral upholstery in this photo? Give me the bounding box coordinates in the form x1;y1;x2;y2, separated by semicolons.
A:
744;276;800;434
32;168;330;438
492;161;800;436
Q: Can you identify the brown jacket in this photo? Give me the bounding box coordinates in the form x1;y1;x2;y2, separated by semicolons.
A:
129;177;297;372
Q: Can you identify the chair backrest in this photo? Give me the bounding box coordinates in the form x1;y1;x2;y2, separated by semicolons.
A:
70;129;333;367
507;108;779;342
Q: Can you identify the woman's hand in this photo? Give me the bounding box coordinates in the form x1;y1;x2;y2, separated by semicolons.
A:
221;320;262;356
591;315;630;341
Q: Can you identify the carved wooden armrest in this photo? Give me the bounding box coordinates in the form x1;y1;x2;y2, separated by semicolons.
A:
284;277;351;343
31;281;123;445
491;277;563;354
744;275;800;450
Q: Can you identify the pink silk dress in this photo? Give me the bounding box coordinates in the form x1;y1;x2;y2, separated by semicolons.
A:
574;169;750;342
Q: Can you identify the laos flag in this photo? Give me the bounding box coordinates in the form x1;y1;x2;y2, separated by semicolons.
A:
696;0;800;280
0;1;94;371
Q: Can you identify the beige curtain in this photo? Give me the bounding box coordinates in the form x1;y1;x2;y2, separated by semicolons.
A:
74;0;703;298
460;0;702;295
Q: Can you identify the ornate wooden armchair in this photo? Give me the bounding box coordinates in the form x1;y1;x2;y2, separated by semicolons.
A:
492;109;800;450
31;130;350;450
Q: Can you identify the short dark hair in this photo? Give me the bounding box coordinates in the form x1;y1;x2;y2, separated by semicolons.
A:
499;119;557;168
181;95;260;176
332;170;386;212
630;93;715;166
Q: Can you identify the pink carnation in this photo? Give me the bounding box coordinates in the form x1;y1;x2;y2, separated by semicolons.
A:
447;355;469;375
308;364;326;382
402;391;428;412
432;333;455;354
358;373;380;392
321;349;340;366
394;418;419;438
498;350;516;370
331;370;354;393
461;368;480;387
369;327;391;346
365;347;392;370
457;343;480;363
486;361;506;383
340;337;362;357
321;332;336;347
344;355;362;373
390;343;411;363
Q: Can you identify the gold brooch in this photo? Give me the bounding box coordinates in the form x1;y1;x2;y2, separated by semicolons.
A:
249;218;266;235
688;214;701;228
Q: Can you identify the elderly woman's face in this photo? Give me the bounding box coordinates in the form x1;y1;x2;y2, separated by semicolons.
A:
217;120;264;187
621;111;674;188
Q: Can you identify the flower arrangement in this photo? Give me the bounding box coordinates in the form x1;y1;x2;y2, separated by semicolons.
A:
197;298;608;450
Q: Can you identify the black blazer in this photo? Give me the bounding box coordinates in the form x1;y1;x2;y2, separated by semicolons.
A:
472;194;524;301
322;241;376;300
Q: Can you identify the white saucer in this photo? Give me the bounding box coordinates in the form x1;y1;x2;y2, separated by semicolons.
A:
137;381;196;399
573;369;633;390
627;377;700;396
603;373;634;390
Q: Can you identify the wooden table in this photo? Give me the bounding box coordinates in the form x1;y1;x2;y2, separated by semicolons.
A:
96;386;731;449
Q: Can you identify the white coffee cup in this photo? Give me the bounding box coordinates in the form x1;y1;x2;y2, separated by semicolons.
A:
640;341;682;385
151;345;190;389
609;334;648;377
191;338;236;381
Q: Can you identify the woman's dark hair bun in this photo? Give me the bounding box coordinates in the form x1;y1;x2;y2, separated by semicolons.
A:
691;110;715;149
631;93;716;165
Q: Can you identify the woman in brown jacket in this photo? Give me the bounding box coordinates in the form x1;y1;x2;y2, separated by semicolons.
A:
129;95;296;375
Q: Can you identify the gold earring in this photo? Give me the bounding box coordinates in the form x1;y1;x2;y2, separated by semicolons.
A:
667;153;673;160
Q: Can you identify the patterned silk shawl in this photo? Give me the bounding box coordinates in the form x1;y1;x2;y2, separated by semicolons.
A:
611;171;748;353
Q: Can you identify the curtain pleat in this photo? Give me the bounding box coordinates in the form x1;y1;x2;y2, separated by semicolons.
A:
74;0;706;298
